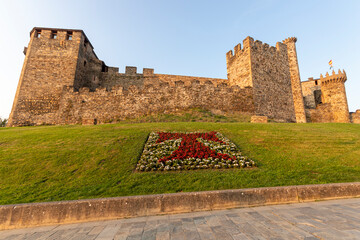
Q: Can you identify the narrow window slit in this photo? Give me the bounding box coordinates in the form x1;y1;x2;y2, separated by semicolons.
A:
66;31;73;40
35;30;41;38
51;30;57;39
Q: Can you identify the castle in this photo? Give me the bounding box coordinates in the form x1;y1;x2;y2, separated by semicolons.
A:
7;27;360;127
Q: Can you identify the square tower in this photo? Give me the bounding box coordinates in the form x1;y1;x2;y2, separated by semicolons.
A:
8;27;97;126
226;36;304;122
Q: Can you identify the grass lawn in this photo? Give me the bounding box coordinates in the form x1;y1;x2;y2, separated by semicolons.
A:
0;122;359;205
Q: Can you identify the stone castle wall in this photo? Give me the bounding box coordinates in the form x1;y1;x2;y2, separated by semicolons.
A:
7;27;255;127
51;81;253;125
98;68;228;92
302;79;322;109
305;103;333;123
10;72;254;126
8;27;356;126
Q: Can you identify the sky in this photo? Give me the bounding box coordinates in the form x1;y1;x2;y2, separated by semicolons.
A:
0;0;359;119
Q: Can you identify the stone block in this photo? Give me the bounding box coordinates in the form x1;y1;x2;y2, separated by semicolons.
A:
125;66;137;75
251;115;268;123
143;68;154;76
82;118;96;125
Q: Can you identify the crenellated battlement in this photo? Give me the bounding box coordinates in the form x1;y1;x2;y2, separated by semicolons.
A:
226;36;255;60
122;66;155;76
320;69;347;85
282;37;297;44
67;78;240;97
226;36;288;63
30;27;85;42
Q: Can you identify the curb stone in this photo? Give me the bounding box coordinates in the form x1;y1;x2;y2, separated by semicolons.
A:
1;182;359;230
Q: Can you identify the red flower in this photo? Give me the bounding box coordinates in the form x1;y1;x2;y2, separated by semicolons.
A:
156;132;234;163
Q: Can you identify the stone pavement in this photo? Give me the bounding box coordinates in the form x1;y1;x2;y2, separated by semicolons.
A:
1;198;360;240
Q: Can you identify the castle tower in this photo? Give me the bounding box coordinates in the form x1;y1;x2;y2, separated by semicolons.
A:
226;37;296;122
320;70;350;123
226;37;253;88
8;27;98;126
282;37;307;123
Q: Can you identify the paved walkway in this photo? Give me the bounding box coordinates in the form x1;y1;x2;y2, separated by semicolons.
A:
1;198;360;240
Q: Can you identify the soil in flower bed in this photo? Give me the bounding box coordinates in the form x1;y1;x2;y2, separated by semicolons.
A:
136;131;255;171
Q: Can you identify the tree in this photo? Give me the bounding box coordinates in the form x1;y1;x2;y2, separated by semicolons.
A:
0;118;7;127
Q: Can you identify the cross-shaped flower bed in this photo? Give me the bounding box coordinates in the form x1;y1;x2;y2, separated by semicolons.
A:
136;131;255;171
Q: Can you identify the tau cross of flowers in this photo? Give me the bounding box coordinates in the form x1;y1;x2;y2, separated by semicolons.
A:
156;131;234;162
136;131;255;171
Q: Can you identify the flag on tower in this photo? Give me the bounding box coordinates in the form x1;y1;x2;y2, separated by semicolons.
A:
329;60;333;69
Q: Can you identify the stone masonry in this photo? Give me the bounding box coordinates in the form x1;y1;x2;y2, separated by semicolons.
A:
7;27;358;126
226;37;296;122
302;70;352;123
351;110;360;124
283;37;307;123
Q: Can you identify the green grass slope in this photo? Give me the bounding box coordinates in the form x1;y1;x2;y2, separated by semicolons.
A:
0;122;360;205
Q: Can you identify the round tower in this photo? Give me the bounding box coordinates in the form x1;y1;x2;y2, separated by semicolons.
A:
320;70;350;123
282;37;307;123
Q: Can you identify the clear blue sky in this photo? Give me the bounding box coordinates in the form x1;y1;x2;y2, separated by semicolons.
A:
0;0;359;119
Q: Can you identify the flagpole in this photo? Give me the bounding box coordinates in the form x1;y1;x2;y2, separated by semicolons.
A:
329;60;333;70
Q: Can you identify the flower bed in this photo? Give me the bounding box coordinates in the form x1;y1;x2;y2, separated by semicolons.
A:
136;131;255;171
